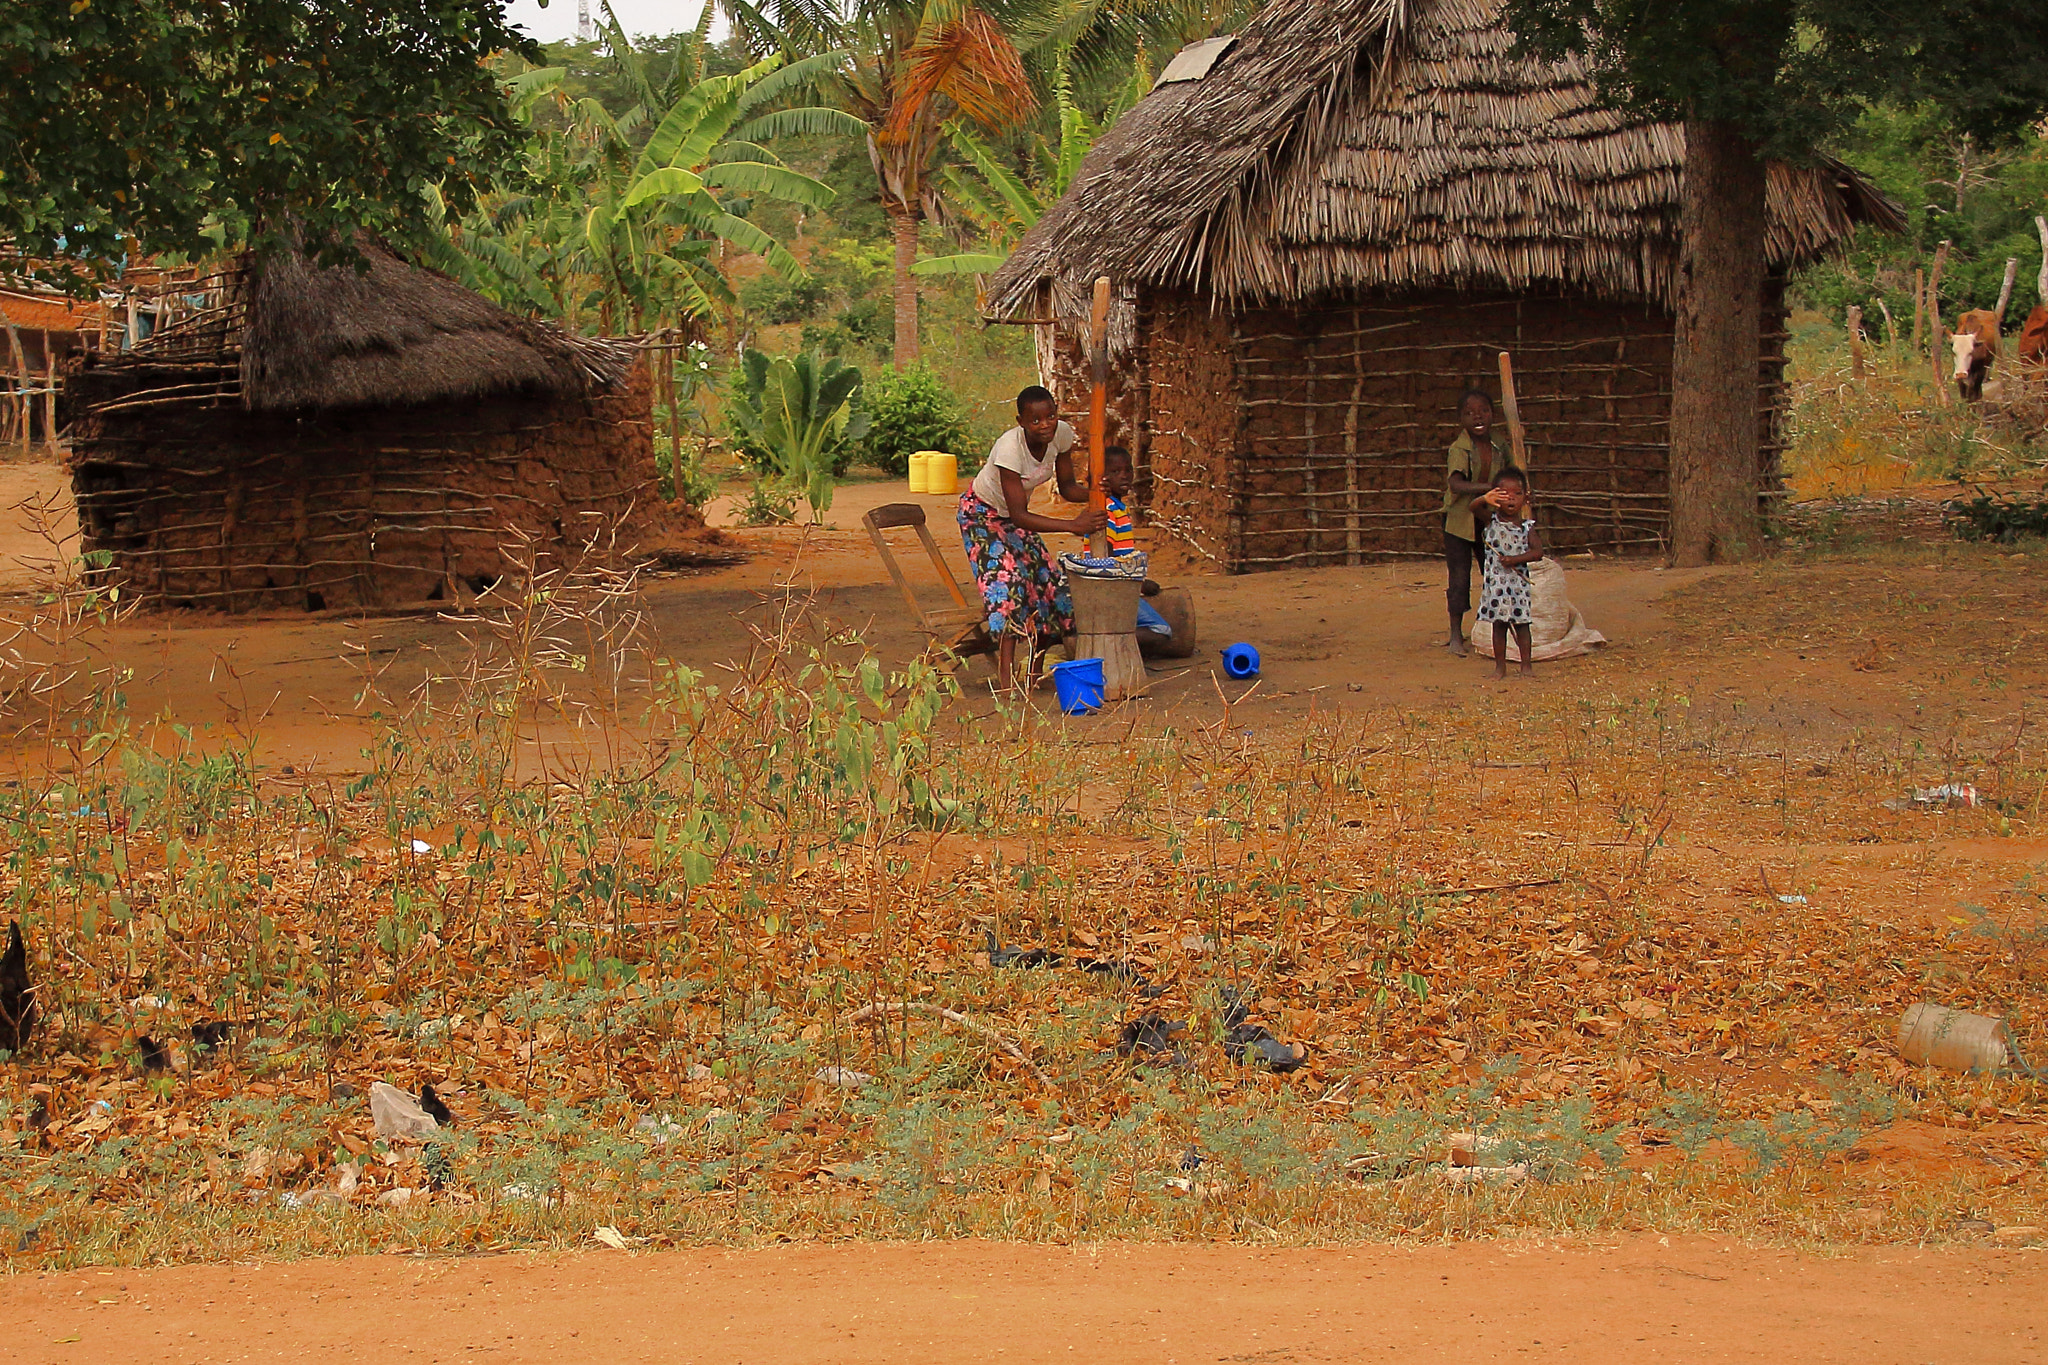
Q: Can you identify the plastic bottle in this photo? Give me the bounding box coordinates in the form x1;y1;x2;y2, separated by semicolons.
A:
1897;1003;2025;1073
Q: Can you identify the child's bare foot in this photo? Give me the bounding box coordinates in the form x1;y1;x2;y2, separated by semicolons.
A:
1445;637;1468;657
1493;664;1508;680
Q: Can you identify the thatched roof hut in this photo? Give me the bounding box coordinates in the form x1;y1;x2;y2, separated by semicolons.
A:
65;242;695;612
989;0;1901;568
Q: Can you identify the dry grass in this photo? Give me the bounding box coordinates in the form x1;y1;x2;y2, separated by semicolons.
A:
0;534;2045;1269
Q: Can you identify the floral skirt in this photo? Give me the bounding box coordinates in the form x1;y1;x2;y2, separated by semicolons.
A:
957;492;1072;639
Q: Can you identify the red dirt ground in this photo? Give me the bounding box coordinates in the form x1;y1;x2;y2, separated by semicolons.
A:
6;1237;2047;1365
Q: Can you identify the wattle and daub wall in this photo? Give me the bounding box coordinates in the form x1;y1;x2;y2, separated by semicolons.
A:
69;359;683;612
1057;284;1788;572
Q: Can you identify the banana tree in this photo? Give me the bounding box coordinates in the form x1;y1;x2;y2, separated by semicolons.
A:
729;348;870;520
431;3;867;334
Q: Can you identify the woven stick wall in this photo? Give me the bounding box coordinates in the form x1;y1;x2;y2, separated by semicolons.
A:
1128;283;1789;571
69;359;688;613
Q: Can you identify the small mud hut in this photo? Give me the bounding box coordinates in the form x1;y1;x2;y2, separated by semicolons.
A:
65;242;699;611
989;0;1901;569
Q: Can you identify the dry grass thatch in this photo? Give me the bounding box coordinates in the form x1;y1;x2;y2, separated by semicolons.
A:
990;0;1903;330
67;240;630;419
240;241;627;412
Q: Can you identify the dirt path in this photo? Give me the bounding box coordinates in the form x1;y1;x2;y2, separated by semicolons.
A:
6;1237;2043;1364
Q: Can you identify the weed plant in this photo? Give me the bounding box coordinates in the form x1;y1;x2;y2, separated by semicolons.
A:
0;529;2043;1266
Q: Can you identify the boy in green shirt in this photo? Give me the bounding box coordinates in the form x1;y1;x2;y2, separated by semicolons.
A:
1442;388;1500;656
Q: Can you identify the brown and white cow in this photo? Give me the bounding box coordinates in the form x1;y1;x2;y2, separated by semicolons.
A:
1950;309;2000;400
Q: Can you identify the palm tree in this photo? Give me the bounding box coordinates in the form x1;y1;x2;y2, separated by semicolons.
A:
913;51;1147;276
429;5;866;334
728;0;1038;366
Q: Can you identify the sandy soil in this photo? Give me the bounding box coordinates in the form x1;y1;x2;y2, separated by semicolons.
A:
0;461;1725;769
7;1237;2046;1365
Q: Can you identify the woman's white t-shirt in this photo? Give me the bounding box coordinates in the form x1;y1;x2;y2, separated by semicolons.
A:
969;421;1076;516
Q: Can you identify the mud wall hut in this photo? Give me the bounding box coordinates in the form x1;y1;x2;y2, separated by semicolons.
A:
64;243;698;612
989;0;1901;571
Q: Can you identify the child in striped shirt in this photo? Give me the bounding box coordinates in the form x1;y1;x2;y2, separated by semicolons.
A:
1102;447;1172;641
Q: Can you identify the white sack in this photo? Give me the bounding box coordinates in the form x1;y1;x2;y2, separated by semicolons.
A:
1472;558;1607;661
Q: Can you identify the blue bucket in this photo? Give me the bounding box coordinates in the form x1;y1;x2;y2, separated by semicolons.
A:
1221;642;1261;679
1051;657;1106;714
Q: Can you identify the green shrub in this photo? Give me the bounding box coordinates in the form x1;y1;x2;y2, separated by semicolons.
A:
857;364;971;476
738;273;826;325
1944;490;2048;544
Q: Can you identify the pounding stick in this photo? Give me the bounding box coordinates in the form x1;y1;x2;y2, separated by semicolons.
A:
1088;276;1111;559
1496;350;1529;477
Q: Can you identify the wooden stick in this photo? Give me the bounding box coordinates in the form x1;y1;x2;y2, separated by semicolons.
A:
1846;305;1864;379
1496;351;1528;474
1087;276;1111;558
1417;877;1562;898
843;1001;1053;1087
1911;267;1924;350
1995;257;2020;324
1929;241;1951;406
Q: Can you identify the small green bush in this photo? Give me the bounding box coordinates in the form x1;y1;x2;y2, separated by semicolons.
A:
857;364;971;476
739;274;826;325
1944;490;2048;544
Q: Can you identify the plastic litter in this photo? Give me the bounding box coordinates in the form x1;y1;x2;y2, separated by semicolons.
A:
634;1114;685;1146
369;1081;439;1139
1220;987;1305;1073
1777;894;1808;905
1220;642;1261;679
593;1225;645;1250
1117;1014;1185;1064
1897;1003;2031;1074
813;1065;873;1090
410;838;434;854
1883;783;1979;812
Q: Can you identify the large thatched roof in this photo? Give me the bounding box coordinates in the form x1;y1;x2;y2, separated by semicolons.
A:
990;0;1902;328
69;239;630;419
239;241;629;412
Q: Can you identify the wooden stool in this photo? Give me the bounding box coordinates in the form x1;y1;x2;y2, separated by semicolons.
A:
1068;574;1146;701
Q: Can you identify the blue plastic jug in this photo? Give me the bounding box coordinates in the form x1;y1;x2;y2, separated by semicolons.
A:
1220;642;1261;679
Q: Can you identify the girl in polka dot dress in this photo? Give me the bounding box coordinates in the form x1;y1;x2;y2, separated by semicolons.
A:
1473;467;1543;678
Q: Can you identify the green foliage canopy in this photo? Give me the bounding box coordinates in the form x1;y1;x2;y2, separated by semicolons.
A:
0;0;537;281
1504;0;2048;159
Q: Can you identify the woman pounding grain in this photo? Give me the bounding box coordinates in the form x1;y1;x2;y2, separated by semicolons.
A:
958;385;1107;691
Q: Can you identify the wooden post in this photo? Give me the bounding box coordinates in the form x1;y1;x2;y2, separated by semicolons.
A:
1086;275;1110;559
1995;257;2021;324
1928;241;1951;406
2036;216;2048;304
1911;268;1924;351
43;347;58;455
1876;298;1897;350
0;304;29;459
1846;305;1865;378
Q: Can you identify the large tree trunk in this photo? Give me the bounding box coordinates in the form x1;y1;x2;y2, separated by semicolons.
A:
1669;118;1769;566
889;205;920;367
